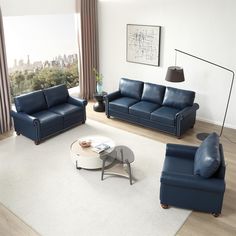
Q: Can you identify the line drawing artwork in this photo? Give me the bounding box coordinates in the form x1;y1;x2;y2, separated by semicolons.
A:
127;24;161;66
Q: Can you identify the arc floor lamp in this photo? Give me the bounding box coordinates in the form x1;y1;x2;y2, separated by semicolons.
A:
165;49;235;141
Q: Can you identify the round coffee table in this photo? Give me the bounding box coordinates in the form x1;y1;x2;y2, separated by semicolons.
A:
70;135;115;170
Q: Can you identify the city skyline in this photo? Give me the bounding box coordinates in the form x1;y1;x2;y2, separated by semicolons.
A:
3;14;78;68
9;53;78;73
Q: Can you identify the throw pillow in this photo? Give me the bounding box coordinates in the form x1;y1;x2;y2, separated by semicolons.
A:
194;132;221;178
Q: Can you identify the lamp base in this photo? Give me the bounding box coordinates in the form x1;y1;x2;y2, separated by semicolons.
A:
196;133;210;141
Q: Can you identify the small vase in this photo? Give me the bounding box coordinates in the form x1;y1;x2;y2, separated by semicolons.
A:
96;83;103;94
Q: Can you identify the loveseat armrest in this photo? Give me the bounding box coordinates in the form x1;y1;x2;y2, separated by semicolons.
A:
166;143;198;160
11;110;39;126
11;110;40;142
67;96;87;108
175;103;199;119
104;91;121;102
161;171;225;193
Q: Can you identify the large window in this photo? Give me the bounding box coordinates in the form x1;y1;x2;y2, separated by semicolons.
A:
3;14;79;98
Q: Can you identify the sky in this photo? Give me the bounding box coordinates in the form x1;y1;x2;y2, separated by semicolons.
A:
3;14;78;68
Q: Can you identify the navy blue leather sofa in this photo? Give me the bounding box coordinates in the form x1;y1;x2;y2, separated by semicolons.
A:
11;84;87;144
105;78;199;138
160;133;226;216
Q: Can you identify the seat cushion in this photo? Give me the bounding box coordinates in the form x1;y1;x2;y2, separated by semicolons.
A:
162;87;195;109
109;97;138;114
119;78;143;100
32;110;63;127
32;110;63;138
141;83;166;104
163;154;194;175
43;84;69;108
14;90;47;114
49;103;83;121
194;132;221;178
129;101;160;119
150;106;180;126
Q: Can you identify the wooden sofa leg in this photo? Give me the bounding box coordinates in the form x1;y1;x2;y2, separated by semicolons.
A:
34;140;40;145
161;204;169;209
212;213;220;217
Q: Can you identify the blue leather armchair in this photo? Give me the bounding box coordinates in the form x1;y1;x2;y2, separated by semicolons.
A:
105;78;199;138
160;133;226;216
11;84;87;144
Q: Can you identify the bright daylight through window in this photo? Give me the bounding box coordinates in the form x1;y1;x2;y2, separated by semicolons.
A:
3;14;79;99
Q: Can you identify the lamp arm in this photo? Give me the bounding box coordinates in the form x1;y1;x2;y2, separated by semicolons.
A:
220;71;234;136
175;49;235;136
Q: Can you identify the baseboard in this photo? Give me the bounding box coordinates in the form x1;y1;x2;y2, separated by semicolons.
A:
197;117;236;130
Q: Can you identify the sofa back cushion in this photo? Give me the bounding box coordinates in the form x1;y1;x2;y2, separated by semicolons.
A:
119;78;143;100
141;83;166;104
44;84;69;108
14;90;47;114
194;132;221;178
162;87;195;109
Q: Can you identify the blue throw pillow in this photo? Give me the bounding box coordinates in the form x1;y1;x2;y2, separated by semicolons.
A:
194;132;221;178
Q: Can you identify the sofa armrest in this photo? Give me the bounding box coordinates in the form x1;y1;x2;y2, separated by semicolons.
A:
175;103;199;119
11;110;41;142
67;96;87;108
166;143;198;160
104;91;121;102
11;110;39;126
161;171;225;193
175;103;199;137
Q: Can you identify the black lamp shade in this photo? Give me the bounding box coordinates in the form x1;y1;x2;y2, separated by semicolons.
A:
165;66;185;82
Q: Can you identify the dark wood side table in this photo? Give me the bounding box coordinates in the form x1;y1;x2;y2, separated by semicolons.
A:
93;92;107;112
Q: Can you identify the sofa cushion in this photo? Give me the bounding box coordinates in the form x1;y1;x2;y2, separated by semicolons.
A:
32;110;64;138
109;97;138;114
141;83;166;104
49;103;84;121
150;106;180;126
14;90;47;114
43;84;69;108
162;87;195;109
194;132;221;178
163;153;194;176
129;101;160;119
119;78;143;100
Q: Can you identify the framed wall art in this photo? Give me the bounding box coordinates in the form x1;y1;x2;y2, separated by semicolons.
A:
126;24;161;66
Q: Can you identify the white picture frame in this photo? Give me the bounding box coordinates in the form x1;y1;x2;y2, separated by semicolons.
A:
126;24;161;66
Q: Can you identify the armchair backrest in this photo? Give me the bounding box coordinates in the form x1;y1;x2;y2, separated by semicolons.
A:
213;144;226;179
119;78;143;100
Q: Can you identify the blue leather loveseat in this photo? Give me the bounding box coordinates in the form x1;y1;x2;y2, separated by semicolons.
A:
160;133;226;216
11;84;87;144
105;78;199;138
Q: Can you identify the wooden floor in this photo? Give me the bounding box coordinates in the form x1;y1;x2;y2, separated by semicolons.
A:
0;101;236;236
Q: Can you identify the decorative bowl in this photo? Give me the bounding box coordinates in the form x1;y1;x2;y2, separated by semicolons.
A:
79;140;91;148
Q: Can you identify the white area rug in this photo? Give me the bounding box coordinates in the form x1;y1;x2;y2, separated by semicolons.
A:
0;119;190;236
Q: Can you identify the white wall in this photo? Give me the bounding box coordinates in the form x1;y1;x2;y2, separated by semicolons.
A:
0;0;75;15
98;0;236;129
